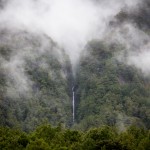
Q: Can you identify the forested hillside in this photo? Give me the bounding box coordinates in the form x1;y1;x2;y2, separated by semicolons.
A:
74;40;150;130
0;1;150;149
0;30;73;131
0;31;150;131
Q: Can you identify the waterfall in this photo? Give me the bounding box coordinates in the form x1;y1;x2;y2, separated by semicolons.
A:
72;86;75;123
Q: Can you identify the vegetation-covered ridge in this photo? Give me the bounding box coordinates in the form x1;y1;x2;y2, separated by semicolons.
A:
0;0;150;132
0;30;150;131
74;40;150;130
0;31;73;131
0;124;150;150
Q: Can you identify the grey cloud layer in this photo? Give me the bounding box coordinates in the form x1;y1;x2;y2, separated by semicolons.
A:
0;0;149;77
0;0;140;65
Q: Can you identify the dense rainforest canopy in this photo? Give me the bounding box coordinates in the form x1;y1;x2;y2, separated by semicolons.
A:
0;124;150;150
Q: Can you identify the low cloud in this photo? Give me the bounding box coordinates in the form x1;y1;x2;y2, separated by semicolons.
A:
0;0;140;67
0;0;149;96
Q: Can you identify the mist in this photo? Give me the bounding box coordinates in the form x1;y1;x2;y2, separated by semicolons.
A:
0;0;150;132
0;0;141;66
0;0;150;96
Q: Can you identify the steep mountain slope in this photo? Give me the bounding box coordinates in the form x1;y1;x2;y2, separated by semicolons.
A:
0;30;150;131
115;0;150;32
0;0;150;132
0;30;73;131
74;40;150;130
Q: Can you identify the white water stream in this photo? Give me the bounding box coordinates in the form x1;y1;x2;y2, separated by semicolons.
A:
72;86;75;123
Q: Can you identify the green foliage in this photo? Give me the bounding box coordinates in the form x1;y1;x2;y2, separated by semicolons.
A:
0;37;73;131
26;139;50;150
75;40;150;130
0;126;29;150
0;124;149;150
0;32;150;133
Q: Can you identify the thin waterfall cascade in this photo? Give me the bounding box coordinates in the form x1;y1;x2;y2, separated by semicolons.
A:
72;86;75;123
